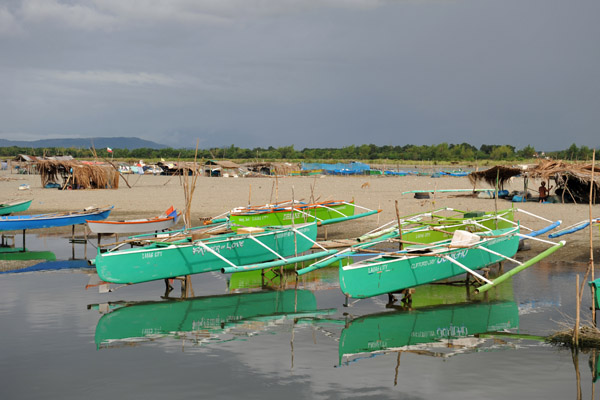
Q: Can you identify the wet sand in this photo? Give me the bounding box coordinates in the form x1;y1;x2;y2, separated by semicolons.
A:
1;169;598;262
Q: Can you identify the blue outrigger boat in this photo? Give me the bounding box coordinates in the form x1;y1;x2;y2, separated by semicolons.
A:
0;206;113;231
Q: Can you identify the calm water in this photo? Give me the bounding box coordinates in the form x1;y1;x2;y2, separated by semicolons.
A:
1;233;598;400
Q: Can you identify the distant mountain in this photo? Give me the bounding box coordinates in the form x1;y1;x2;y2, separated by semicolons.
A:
0;137;168;150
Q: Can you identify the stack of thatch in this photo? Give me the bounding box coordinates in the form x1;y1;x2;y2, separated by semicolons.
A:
36;160;119;189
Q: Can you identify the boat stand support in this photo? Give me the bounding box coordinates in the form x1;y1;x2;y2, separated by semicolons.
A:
1;233;16;248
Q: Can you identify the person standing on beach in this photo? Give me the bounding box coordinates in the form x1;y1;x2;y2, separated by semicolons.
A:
538;181;553;202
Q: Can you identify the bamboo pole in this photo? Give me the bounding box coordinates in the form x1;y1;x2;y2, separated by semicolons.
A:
590;149;596;325
395;200;403;251
574;274;580;347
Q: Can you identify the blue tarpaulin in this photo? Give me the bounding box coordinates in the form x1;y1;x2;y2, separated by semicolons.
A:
301;162;370;175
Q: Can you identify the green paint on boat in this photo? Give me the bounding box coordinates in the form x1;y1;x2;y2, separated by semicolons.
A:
339;300;519;364
0;199;32;215
228;200;355;229
94;222;319;284
340;227;520;299
94;289;328;348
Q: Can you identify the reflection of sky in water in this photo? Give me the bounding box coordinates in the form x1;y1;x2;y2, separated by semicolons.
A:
0;234;597;399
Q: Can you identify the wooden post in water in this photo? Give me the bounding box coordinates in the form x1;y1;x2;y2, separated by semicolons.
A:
574;274;580;347
590;150;596;325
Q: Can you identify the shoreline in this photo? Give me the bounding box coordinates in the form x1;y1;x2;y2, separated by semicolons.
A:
1;169;598;262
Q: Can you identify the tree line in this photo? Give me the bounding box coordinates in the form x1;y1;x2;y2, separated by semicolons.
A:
0;143;596;162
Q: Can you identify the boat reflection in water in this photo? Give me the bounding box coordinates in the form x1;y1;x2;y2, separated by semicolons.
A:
91;289;335;350
339;299;519;366
0;247;56;262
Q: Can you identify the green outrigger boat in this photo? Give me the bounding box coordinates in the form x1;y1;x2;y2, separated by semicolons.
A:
339;300;519;365
0;199;32;216
338;227;523;299
211;199;380;230
295;223;565;300
92;222;323;285
92;289;335;349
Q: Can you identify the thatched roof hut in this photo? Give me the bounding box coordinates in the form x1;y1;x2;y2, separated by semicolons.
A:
243;162;300;176
468;165;523;190
526;159;600;204
36;160;119;189
204;160;241;177
469;160;600;203
157;161;201;176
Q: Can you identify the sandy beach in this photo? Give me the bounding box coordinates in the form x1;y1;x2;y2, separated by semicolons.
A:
1;168;598;262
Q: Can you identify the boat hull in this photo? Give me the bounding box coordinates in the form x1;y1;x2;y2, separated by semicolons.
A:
229;201;355;228
340;227;520;299
95;222;318;284
0;199;33;215
87;216;177;234
0;206;113;231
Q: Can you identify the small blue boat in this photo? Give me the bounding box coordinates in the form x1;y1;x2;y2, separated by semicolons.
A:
0;206;113;231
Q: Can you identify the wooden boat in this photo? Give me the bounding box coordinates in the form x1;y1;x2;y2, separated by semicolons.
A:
86;206;179;235
0;199;32;215
338;227;523;299
0;206;113;231
91;289;335;349
220;207;560;276
354;207;559;249
92;222;321;285
339;300;519;365
211;199;380;229
296;224;565;300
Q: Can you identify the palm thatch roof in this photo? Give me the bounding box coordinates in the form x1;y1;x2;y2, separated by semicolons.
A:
527;159;600;203
36;160;119;189
470;160;600;203
468;165;523;190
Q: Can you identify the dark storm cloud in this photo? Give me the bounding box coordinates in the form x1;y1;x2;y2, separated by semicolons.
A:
1;0;598;150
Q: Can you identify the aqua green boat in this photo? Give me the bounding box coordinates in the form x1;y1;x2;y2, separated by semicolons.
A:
0;199;32;215
93;222;320;285
338;227;521;299
339;300;519;364
222;199;380;229
92;289;334;349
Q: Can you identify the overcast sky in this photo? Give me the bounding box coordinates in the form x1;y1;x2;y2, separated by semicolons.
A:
1;0;598;151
